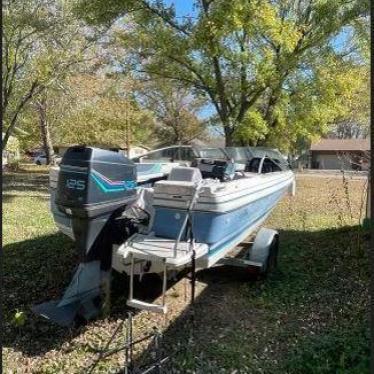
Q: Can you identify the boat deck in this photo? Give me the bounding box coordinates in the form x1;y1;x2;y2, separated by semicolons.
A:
123;233;209;267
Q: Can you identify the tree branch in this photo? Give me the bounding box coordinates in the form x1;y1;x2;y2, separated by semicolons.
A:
139;0;191;36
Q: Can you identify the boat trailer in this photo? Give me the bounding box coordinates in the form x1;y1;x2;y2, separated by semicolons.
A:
122;226;279;315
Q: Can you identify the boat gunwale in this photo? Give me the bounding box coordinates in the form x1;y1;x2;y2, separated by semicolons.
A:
153;174;294;211
152;179;292;214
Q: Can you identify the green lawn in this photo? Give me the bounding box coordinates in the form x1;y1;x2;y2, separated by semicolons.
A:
3;172;370;373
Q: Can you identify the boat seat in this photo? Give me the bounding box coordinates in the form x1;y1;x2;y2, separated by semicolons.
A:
168;166;202;183
248;158;260;173
194;158;236;181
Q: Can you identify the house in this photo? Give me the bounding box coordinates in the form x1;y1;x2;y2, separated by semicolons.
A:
309;138;370;171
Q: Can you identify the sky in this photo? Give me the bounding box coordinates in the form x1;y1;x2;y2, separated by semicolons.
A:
163;0;197;17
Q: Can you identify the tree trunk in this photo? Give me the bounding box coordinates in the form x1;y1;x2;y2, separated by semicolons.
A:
256;136;270;147
37;96;54;165
2;81;41;151
224;126;235;146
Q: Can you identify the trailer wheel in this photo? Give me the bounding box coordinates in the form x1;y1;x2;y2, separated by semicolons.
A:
263;235;279;276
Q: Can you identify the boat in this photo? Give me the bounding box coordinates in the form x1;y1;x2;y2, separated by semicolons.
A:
33;145;295;325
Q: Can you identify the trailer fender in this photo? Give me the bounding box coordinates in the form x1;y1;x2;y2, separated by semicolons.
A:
248;228;279;272
288;179;296;196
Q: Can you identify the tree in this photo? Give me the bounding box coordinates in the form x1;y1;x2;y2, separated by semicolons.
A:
139;79;207;144
75;0;369;147
53;74;155;148
36;93;55;163
330;66;369;139
2;0;97;153
259;57;369;151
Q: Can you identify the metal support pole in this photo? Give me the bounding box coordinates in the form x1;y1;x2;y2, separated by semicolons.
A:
190;250;196;305
129;312;133;371
129;254;134;300
154;330;160;374
124;312;134;373
162;260;167;307
124;318;129;374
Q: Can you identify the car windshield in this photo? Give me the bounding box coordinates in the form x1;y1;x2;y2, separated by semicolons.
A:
196;148;227;159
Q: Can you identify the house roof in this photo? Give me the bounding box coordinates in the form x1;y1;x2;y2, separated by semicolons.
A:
311;138;370;152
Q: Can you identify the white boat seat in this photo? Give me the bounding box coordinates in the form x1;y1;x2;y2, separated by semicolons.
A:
123;233;209;267
168;166;202;183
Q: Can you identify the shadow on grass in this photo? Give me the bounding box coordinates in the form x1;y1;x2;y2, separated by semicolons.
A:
2;194;16;204
123;224;369;373
3;194;50;203
3;232;175;357
3;173;50;194
3;233;79;355
3;225;370;373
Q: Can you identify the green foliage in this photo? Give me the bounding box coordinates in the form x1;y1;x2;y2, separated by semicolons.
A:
54;75;155;147
234;110;268;145
75;0;369;148
284;322;370;373
11;310;26;327
2;0;96;150
262;58;369;151
139;80;207;144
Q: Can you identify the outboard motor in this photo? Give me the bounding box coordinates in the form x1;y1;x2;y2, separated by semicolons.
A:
33;146;137;326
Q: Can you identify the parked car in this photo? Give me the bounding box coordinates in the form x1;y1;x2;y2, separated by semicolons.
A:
34;154;62;165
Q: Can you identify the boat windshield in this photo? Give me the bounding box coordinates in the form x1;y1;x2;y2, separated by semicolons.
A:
196;147;227;159
224;147;251;162
248;147;290;171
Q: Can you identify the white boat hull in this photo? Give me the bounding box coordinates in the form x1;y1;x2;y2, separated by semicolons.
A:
112;170;295;274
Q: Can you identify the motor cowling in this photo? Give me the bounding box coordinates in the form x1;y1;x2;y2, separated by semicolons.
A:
56;146;136;215
56;146;137;259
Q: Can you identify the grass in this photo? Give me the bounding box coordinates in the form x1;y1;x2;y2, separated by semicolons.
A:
2;171;370;373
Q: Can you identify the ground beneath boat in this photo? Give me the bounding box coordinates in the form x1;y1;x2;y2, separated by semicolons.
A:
3;166;370;373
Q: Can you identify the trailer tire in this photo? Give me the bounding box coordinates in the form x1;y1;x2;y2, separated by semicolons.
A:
263;235;279;276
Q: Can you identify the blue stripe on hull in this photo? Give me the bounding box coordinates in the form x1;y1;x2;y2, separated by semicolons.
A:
207;204;273;258
152;186;288;246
